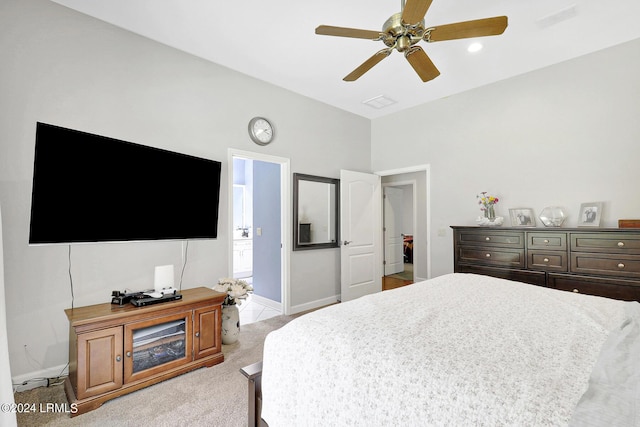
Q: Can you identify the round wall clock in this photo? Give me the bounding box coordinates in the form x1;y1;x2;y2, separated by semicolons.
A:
248;117;274;145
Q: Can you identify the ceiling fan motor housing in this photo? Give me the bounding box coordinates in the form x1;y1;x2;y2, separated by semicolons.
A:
383;12;425;52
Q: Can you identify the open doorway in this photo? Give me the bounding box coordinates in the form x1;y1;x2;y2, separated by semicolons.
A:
382;182;416;290
377;165;430;290
229;149;291;324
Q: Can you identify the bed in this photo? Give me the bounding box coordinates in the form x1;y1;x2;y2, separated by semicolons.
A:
242;273;640;426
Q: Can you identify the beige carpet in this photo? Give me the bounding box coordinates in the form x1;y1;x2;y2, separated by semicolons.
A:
14;314;296;427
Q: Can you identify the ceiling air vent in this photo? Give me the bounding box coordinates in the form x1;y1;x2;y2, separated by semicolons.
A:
363;95;397;109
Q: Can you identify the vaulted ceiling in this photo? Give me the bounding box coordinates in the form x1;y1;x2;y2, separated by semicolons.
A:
51;0;640;119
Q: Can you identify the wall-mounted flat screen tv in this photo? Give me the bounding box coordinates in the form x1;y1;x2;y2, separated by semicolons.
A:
29;122;221;244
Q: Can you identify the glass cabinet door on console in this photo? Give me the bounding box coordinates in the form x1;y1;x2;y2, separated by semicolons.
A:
123;311;193;383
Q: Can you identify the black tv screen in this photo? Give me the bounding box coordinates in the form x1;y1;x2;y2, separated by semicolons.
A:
29;122;221;244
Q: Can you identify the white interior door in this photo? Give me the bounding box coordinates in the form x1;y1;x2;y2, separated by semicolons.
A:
383;186;404;276
340;170;382;302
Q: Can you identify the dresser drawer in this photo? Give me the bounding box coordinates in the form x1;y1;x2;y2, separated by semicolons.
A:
527;232;567;250
457;264;546;286
528;251;568;272
456;230;524;248
571;253;640;279
571;233;640;254
458;247;525;268
549;273;640;301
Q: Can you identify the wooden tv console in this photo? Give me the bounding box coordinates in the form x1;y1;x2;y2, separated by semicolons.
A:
452;226;640;301
64;287;226;417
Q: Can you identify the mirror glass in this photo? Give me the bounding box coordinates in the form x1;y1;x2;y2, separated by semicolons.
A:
233;185;245;230
233;184;251;239
293;173;340;250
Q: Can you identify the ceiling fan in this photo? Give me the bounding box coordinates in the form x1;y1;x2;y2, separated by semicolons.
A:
315;0;508;82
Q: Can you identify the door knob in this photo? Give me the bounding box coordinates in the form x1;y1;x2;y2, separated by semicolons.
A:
343;240;352;245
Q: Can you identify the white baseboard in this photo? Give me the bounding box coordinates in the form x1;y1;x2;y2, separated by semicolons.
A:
290;295;339;315
250;294;281;311
12;364;68;393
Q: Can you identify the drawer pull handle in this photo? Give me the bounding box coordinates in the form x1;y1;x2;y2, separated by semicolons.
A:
618;242;625;247
543;239;549;243
572;289;580;293
485;253;491;258
543;258;550;263
618;263;625;269
485;237;491;241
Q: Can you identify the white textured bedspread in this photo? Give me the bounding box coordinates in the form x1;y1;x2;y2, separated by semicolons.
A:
261;273;636;426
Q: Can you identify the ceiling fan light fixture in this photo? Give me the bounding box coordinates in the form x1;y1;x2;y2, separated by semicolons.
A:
396;35;411;52
467;42;483;53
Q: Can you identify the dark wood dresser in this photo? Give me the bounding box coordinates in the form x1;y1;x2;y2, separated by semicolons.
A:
452;226;640;301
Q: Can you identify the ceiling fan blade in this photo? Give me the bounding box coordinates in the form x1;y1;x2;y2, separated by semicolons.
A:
427;16;508;42
402;0;434;25
316;25;382;40
405;46;440;82
343;49;392;82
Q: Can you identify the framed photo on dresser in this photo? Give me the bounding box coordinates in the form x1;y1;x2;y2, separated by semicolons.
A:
509;208;536;227
578;202;603;227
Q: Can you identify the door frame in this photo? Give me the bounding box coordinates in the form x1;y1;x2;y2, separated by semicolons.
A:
382;181;416;279
376;164;431;281
228;148;291;315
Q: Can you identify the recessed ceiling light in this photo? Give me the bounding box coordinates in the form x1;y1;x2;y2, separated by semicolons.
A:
468;42;483;53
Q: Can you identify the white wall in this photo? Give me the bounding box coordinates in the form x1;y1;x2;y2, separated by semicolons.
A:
0;205;17;426
372;37;640;278
0;0;370;380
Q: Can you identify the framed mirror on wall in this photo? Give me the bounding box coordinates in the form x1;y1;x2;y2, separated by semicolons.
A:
293;173;340;250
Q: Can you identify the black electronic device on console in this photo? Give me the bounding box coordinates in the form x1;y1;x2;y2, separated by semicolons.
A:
111;290;137;306
130;292;182;307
